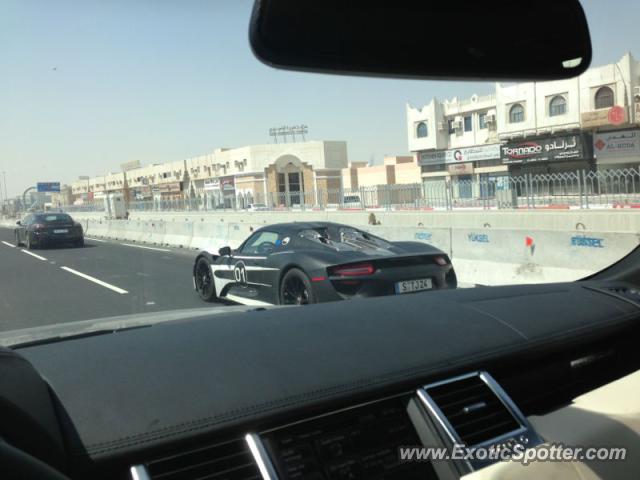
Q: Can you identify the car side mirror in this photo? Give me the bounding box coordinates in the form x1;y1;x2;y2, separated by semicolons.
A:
16;221;21;225
218;246;232;256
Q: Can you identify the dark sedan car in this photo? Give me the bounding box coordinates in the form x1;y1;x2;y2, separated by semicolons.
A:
14;213;84;249
193;221;457;306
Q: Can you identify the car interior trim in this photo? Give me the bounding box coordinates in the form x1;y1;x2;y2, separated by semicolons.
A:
245;433;279;480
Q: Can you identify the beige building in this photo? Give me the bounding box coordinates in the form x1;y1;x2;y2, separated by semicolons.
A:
71;140;348;208
341;156;421;189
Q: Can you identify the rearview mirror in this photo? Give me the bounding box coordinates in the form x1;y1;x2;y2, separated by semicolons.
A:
250;0;592;81
218;246;232;257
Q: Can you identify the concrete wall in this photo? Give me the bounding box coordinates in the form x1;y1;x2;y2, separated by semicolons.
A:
73;210;640;234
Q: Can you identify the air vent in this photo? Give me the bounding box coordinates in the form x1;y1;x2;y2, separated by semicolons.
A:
422;373;521;447
262;394;437;480
595;285;640;305
135;437;261;480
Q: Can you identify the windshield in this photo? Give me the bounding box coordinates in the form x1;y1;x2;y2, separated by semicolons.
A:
37;214;73;223
1;0;639;339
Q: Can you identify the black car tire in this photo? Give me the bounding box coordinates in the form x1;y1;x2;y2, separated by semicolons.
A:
14;232;22;247
280;268;317;305
75;238;84;248
195;257;217;302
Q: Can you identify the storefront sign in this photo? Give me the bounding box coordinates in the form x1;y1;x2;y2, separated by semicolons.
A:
158;182;182;194
593;129;640;158
419;151;447;166
419;144;500;166
608;106;626;126
501;134;592;164
447;162;474;175
220;176;235;195
581;106;628;128
203;179;220;191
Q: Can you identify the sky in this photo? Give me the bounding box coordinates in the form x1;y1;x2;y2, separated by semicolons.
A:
1;0;639;197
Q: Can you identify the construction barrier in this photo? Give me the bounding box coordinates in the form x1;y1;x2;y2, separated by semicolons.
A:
189;221;228;253
364;225;452;257
139;220;166;245
85;219;109;238
162;220;194;248
449;228;639;285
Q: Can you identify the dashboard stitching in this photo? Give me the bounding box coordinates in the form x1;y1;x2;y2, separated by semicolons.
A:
76;312;639;456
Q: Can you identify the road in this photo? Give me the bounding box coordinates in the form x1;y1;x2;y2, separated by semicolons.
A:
0;227;218;332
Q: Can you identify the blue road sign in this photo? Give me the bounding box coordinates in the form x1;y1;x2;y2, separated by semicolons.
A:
37;182;61;193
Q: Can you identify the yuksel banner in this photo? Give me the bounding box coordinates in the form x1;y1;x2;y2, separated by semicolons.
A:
501;134;592;164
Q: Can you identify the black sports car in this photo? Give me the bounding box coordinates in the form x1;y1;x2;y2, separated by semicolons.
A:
193;222;456;306
14;212;84;249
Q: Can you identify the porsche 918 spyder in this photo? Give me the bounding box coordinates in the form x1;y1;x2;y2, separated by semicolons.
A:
192;222;457;306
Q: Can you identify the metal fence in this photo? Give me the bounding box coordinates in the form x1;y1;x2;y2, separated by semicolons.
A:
57;167;640;214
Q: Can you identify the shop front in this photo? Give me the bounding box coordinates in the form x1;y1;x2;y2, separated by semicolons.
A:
419;144;503;200
501;133;594;177
593;129;640;170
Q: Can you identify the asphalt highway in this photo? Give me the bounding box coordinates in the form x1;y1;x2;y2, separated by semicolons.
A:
0;227;220;332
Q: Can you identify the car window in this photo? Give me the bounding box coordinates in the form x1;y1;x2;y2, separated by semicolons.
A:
337;227;392;248
39;214;73;223
240;231;280;255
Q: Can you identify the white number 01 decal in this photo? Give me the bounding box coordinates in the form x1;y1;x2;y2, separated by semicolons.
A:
234;262;247;284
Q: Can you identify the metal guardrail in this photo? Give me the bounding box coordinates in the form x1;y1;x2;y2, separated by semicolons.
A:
52;166;640;214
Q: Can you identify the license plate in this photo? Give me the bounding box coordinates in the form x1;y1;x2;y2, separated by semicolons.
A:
53;229;68;234
395;278;433;294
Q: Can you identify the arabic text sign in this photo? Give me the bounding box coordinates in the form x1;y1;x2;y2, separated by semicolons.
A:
37;182;61;193
419;144;500;166
501;134;591;164
581;106;628;128
203;179;220;191
594;129;640;158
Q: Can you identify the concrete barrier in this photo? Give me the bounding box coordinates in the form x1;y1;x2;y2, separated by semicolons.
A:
364;225;452;257
107;220;130;241
123;219;146;243
85;219;108;238
62;211;640;287
162;220;194;248
139;220;166;246
449;228;639;285
94;209;640;234
189;221;228;253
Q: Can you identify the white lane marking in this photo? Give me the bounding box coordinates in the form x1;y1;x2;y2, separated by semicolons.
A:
122;243;171;252
21;250;47;261
1;241;15;248
60;266;129;294
145;301;156;305
224;293;274;307
86;237;107;243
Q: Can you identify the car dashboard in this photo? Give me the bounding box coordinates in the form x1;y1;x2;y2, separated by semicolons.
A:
2;281;640;480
